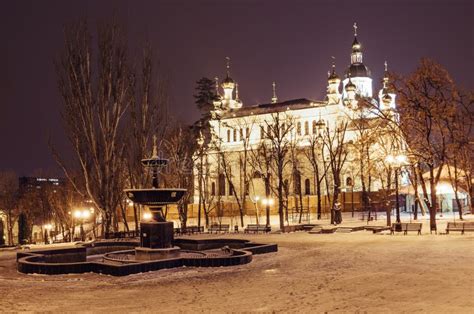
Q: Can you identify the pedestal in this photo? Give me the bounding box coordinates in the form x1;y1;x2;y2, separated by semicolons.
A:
140;221;174;249
135;246;181;261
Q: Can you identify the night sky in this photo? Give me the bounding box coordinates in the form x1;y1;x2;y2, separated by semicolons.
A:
1;0;472;176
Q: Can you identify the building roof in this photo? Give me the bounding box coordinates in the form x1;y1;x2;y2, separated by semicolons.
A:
220;98;326;119
345;63;371;78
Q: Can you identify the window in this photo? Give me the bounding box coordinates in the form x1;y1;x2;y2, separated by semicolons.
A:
304;121;309;135
346;177;353;187
227;129;231;142
239;129;243;141
267;125;271;138
304;179;311;195
260;126;265;139
297;122;302;136
229;181;234;195
233;129;237;142
245;127;250;139
312;120;317;134
218;174;226;196
211;182;216;195
244;181;249;195
294;171;301;194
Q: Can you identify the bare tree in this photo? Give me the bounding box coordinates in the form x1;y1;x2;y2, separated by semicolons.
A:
126;45;169;231
248;139;273;226
393;58;462;232
445;91;474;219
55;20;134;234
218;119;256;227
303;121;329;220
162;125;195;230
262;112;294;230
322;121;349;224
0;171;18;245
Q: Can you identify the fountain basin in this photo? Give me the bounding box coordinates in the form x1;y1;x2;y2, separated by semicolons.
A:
124;188;187;206
16;239;278;276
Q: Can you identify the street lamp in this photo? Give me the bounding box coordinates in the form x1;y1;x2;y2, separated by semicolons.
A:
73;208;92;241
385;152;407;223
142;211;152;221
261;197;274;227
43;223;53;244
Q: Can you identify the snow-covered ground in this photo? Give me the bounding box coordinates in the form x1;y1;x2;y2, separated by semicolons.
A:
0;228;473;313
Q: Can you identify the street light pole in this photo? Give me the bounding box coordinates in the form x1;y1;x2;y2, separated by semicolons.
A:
395;168;401;223
351;185;354;218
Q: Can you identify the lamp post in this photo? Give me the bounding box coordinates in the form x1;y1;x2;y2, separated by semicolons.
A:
315;120;325;220
73;208;92;241
249;195;260;225
261;197;274;227
43;223;53;244
385;153;407;224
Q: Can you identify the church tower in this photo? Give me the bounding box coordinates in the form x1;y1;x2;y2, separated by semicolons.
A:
378;61;396;111
218;57;243;110
326;60;341;104
342;23;373;100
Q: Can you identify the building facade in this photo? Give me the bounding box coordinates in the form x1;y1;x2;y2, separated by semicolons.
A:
193;25;401;222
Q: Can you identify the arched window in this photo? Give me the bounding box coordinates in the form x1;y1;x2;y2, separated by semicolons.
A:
239;129;243;141
297;122;302;136
346;177;353;187
312;120;317;134
267;125;271;138
304;121;309;135
233;129;237;142
218;173;226;196
260;126;265;139
211;182;216;196
294;171;301;194
245;127;250;139
304;178;311;195
227;129;231;142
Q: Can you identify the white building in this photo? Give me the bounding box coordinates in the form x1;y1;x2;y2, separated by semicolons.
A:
193;24;401;220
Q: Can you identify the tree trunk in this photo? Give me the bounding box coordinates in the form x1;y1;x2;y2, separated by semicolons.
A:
429;167;438;232
278;175;285;230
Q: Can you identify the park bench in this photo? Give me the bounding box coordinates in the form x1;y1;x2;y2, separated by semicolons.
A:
244;224;271;234
104;230;139;239
390;223;422;235
184;226;204;235
446;221;474;234
208;224;230;234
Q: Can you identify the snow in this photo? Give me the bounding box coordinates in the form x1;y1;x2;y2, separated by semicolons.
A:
1;227;473;312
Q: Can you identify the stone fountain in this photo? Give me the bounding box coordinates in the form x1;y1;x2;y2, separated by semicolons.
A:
16;136;278;276
124;136;186;260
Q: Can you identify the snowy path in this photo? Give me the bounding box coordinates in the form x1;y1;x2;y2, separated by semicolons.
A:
0;232;473;313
